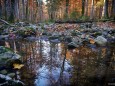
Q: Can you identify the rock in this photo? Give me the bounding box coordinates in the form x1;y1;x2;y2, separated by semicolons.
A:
91;32;102;37
65;37;72;43
50;39;60;43
0;74;24;86
0;70;7;75
0;35;9;40
85;23;92;28
67;42;78;50
7;73;15;78
0;51;21;59
95;36;107;46
49;36;59;40
0;46;22;70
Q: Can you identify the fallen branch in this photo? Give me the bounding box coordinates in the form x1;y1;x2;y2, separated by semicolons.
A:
0;19;15;26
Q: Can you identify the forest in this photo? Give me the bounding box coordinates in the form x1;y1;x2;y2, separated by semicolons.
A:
0;0;115;86
0;0;115;22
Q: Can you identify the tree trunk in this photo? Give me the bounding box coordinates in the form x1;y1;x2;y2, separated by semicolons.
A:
5;0;11;20
22;0;25;20
113;0;115;20
65;0;69;18
38;0;43;22
102;0;108;19
0;0;2;18
26;0;28;21
85;0;88;16
90;0;94;20
82;0;85;16
14;0;19;22
111;0;115;20
9;0;15;22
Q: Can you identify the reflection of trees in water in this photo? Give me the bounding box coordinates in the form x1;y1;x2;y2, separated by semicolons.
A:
6;39;115;86
70;46;115;86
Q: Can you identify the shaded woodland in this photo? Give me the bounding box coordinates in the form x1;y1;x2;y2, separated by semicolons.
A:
0;0;115;23
0;0;115;86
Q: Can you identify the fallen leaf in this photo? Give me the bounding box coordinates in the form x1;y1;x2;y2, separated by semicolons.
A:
90;38;95;44
13;63;24;69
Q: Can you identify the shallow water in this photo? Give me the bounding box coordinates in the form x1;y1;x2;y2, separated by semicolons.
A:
7;36;115;86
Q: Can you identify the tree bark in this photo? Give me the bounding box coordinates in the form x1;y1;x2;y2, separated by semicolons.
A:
5;0;11;20
82;0;85;16
38;0;43;22
113;0;115;20
90;0;94;20
102;0;109;19
111;0;115;20
14;0;19;22
22;0;25;20
65;0;69;18
85;0;88;16
0;0;2;18
26;0;28;21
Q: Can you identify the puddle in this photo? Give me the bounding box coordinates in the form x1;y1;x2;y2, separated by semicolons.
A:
4;36;115;86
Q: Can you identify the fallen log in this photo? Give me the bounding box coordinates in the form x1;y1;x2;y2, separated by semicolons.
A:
0;19;14;26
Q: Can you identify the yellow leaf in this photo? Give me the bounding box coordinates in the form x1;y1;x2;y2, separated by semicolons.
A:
13;64;24;69
90;38;95;44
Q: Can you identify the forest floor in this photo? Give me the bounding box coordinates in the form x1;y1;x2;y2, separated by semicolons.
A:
0;20;115;86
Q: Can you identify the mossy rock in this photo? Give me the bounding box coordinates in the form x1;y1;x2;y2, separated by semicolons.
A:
7;73;15;78
0;70;7;75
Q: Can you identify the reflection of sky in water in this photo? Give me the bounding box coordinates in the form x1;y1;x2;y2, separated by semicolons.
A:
35;40;71;86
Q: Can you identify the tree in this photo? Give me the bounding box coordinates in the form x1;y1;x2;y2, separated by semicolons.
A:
102;0;109;19
111;0;115;20
85;0;88;16
38;0;43;22
14;0;19;22
65;0;69;19
90;0;94;20
82;0;85;16
22;0;25;20
0;0;2;18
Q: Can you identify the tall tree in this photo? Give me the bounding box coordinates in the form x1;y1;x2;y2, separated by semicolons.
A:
0;0;2;18
111;0;115;20
22;0;25;20
26;0;28;20
9;0;15;22
102;0;109;19
90;0;94;20
14;0;19;21
113;0;115;20
38;0;43;22
65;0;69;15
82;0;85;16
85;0;88;16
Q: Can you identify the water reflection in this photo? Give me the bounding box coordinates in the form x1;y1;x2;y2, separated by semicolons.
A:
7;37;115;86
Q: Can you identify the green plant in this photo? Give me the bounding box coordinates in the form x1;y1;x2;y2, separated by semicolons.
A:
78;16;89;21
70;10;79;20
63;13;69;21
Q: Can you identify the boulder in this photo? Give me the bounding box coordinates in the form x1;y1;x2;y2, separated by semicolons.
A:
95;36;107;46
